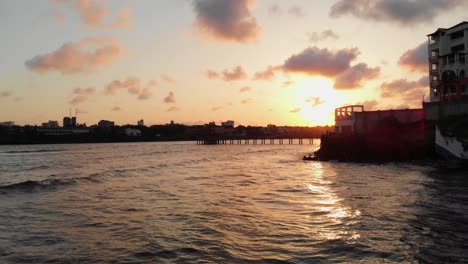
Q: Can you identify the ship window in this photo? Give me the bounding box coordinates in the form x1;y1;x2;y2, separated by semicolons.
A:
460;70;466;77
434;89;438;96
443;86;448;95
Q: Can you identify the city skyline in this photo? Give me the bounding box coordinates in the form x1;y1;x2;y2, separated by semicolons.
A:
1;1;467;126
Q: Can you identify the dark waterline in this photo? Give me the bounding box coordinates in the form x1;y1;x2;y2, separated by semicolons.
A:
0;142;467;263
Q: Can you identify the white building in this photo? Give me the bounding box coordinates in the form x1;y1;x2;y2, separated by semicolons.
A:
124;128;141;136
428;21;468;102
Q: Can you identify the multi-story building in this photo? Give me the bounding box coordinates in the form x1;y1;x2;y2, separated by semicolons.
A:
42;120;59;128
137;119;144;126
428;21;468;102
0;121;15;127
98;120;115;127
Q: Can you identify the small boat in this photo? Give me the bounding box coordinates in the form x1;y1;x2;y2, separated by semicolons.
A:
435;125;468;165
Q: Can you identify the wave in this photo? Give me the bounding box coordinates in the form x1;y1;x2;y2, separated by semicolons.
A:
0;175;101;192
2;149;65;154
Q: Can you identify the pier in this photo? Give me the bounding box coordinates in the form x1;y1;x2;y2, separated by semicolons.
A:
196;137;316;145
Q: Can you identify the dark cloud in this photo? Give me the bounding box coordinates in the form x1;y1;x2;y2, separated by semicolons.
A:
1;91;12;97
334;63;380;89
399;42;427;73
239;86;251;93
193;0;260;42
380;76;428;100
308;30;339;43
253;65;278;80
25;38;123;74
283;46;359;77
329;0;465;25
164;92;176;104
268;4;305;17
70;87;95;105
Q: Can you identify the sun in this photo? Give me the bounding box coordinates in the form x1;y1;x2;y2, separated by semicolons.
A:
292;77;345;126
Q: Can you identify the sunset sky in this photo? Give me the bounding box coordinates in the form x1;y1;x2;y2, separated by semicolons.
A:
1;0;467;126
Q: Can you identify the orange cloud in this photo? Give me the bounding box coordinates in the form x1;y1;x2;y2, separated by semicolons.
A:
193;0;260;42
222;66;247;81
290;107;301;113
162;74;176;84
105;77;156;100
164;92;176;104
253;65;279;80
239;86;251;93
25;38;123;74
75;0;133;29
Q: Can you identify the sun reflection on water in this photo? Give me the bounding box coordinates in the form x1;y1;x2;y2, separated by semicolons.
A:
306;162;361;241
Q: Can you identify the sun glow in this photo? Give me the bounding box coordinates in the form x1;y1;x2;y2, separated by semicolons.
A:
292;77;344;126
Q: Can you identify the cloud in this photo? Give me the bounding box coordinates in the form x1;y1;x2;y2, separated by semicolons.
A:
211;106;222;111
112;106;121;111
283;46;359;77
305;96;325;107
268;4;305;17
282;80;293;88
164;91;176;104
206;70;219;79
399;42;427;73
222;65;247;81
356;100;379;111
290;107;301;113
287;6;305;17
25;38;123;74
70;87;95;105
105;77;156;100
205;66;248;81
167;106;180;112
75;0;133;29
380;76;428;100
308;30;339;43
162;74;176;84
239;86;251;93
241;98;253;104
329;0;465;25
253;65;278;80
334;63;380;89
192;0;260;42
1;91;12;97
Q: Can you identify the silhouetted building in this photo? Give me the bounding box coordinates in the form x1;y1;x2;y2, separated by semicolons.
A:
124;128;141;136
221;120;235;128
0;121;15;127
137;119;144;126
42;120;59;128
98;120;115;127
